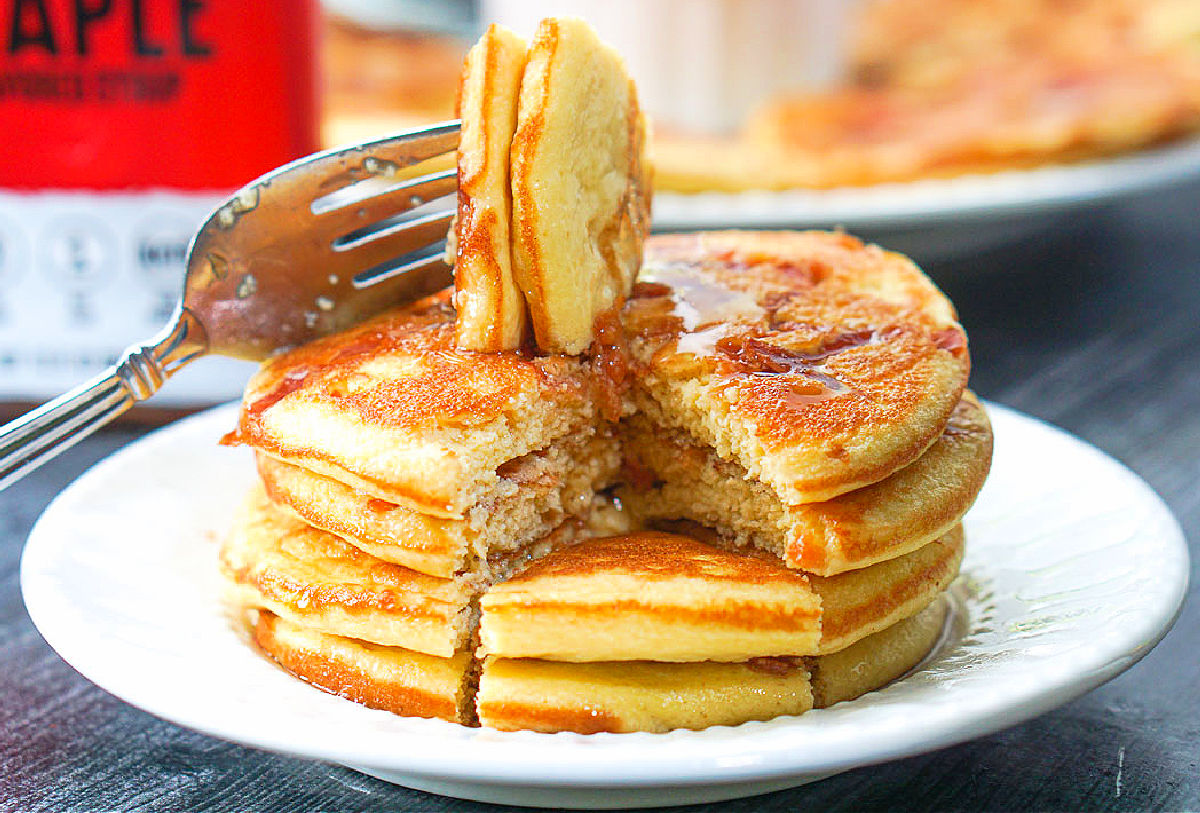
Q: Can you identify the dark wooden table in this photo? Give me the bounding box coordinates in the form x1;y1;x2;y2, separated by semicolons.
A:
2;181;1197;812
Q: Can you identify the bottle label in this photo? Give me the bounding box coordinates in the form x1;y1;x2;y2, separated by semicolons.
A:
0;189;256;404
1;0;317;190
0;0;316;403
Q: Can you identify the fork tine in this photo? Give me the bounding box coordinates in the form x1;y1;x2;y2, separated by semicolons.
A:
255;120;461;202
316;168;458;235
333;209;455;254
353;243;448;288
325;209;455;283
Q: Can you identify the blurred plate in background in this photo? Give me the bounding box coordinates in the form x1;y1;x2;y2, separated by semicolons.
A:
652;136;1200;262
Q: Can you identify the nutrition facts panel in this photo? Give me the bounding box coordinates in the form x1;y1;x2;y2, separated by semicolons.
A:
0;191;256;405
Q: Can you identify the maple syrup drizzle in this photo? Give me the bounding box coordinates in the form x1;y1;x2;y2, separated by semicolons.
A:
638;264;764;331
713;332;882;406
589;307;631;422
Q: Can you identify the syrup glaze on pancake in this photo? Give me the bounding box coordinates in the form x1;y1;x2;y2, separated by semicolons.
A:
479;527;960;662
624;231;969;505
621;391;991;575
223;290;608;517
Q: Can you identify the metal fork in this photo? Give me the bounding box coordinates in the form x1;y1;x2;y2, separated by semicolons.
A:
0;120;461;491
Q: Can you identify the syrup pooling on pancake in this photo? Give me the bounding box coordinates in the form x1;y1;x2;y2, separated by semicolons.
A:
625;231;969;505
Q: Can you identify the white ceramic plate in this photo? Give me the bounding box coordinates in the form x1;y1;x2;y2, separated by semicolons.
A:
20;403;1188;809
653;137;1200;262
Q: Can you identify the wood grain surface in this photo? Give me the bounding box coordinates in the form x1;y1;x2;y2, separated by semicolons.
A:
2;181;1198;812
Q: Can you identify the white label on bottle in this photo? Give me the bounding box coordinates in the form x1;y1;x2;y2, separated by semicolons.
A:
0;190;257;405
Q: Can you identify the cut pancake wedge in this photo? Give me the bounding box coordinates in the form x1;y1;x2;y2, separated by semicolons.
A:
510;17;651;354
624;231;970;505
479;527;961;662
622;392;991;575
253;611;478;725
453;24;529;351
221;489;578;657
476;597;949;733
223;291;610;519
220;489;478;656
256;429;619;579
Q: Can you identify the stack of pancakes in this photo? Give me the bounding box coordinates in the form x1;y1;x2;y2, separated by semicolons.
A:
219;18;992;733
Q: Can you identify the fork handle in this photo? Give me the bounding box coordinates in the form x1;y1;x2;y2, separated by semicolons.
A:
0;309;208;492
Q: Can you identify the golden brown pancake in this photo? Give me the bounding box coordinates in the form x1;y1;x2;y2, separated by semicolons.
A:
253;611;477;725
452;24;529;351
223;290;615;519
256;428;619;579
475;597;948;733
810;596;948;708
479;527;961;662
653;0;1200;192
220;488;478;656
623;231;969;506
510;17;651;354
621;392;991;575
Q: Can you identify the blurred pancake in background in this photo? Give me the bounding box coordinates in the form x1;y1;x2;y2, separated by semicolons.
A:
320;0;1200;191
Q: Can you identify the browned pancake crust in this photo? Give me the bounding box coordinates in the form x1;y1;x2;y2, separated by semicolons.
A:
475;597;950;733
812;524;962;653
510;17;651;354
480;531;823;661
254;612;475;724
625;231;969;504
220;489;474;656
453;24;528;351
811;597;948;708
479;526;961;661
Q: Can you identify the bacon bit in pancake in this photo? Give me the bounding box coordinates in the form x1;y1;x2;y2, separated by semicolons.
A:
745;655;808;676
366;498;395;514
932;327;968;356
620;454;659;492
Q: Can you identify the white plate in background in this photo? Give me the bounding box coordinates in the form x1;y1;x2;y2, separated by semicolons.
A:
653;137;1200;262
20;403;1188;808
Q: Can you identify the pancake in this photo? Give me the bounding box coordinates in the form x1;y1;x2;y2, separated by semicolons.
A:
220;488;477;656
253;611;477;725
452;24;529;351
478;527;961;662
810;595;948;708
223;289;614;519
510;17;651;354
476;597;948;733
621;392;991;575
653;1;1200;192
623;231;969;505
256;428;619;579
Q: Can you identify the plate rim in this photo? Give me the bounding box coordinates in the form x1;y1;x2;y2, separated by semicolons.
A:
652;136;1200;230
19;402;1190;789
